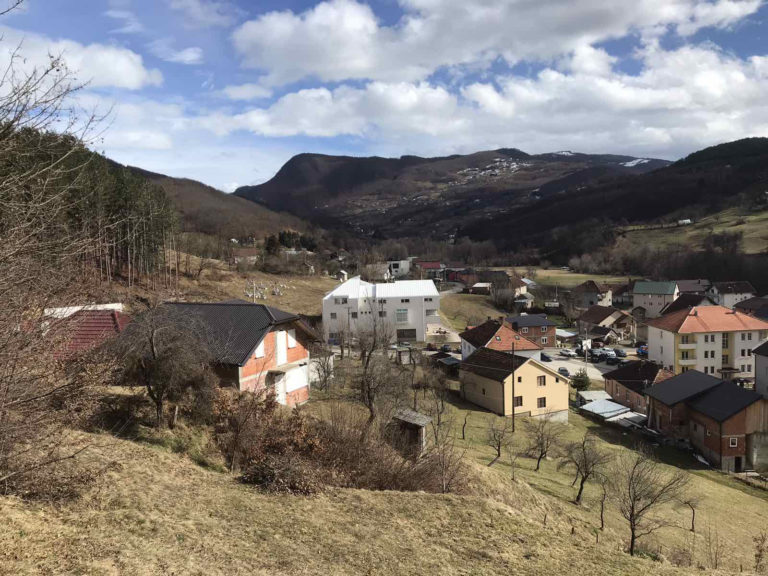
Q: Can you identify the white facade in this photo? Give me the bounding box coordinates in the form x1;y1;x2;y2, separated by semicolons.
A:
387;259;411;278
322;276;440;343
649;327;767;378
632;286;680;318
707;287;757;309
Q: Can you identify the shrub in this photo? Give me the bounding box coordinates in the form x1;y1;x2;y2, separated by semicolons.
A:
241;453;323;495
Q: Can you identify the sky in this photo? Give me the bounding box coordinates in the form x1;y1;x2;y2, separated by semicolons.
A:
3;0;768;191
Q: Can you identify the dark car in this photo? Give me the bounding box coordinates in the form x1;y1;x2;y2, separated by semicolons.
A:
606;356;621;365
540;352;553;362
558;367;570;377
615;348;627;358
425;342;437;351
440;344;452;353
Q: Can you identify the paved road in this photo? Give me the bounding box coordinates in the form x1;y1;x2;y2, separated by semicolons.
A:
541;346;639;382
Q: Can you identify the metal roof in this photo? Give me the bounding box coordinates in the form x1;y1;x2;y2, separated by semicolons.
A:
393;408;432;427
580;399;630;419
506;314;556;327
688;382;762;422
324;276;438;300
645;370;723;406
633;281;678;295
577;390;612;402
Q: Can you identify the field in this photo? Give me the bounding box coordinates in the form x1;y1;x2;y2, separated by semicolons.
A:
619;207;768;255
510;267;634;288
439;293;506;331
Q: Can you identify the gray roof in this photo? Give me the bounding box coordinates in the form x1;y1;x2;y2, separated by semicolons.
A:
753;341;768;357
165;301;300;366
507;314;556;328
688;382;762;422
645;370;723;406
393;408;431;427
580;399;630;419
633;281;678;295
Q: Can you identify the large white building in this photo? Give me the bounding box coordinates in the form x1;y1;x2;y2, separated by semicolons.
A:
647;305;768;379
322;276;440;343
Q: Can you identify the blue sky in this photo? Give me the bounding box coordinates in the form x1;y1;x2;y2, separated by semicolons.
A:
3;0;768;190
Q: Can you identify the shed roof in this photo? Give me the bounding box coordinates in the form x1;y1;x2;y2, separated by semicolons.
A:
578;305;620;325
393;408;431;427
572;280;610;293
674;279;711;293
645;370;723;406
580;399;630;420
753;341;768;357
659;294;713;315
54;309;130;359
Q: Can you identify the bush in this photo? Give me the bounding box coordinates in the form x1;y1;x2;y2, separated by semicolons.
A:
241;453;323;495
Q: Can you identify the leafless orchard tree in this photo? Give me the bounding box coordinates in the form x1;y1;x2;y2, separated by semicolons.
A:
523;413;566;472
309;340;335;392
557;432;612;504
427;416;466;493
486;415;514;466
609;446;690;556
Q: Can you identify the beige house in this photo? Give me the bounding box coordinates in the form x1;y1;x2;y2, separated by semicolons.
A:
460;347;569;421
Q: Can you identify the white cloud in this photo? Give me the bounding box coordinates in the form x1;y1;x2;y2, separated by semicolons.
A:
220;83;272;100
168;0;241;28
104;10;144;34
0;26;162;89
148;38;204;65
231;0;763;86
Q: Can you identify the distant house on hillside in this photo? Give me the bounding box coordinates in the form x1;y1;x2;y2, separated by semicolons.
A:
164;301;318;407
459;347;569;421
576;305;636;343
387;258;411;278
603;360;673;414
571;280;612;309
707;281;757;309
659;293;715;315
459;318;542;361
361;263;392;282
414;260;445;280
675;279;711;295
735;296;768;321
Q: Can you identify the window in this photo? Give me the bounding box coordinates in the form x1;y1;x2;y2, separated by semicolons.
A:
378;299;387;304
514;396;523;407
748;333;753;341
255;340;265;358
517;376;522;383
541;337;548;345
681;335;690;344
334;297;348;305
426;309;437;316
703;351;708;359
521;327;529;333
704;335;709;343
682;351;689;360
722;333;729;347
741;333;746;341
378;311;387;318
330;312;337;320
748;349;753;356
287;329;296;349
730;437;738;448
400;298;410;303
396;309;408;323
660;346;663;355
391;263;399;269
747;364;752;372
425;297;433;302
541;326;548;333
723;355;729;365
482;388;486;396
537;375;546;387
351;312;358;319
537;397;547;409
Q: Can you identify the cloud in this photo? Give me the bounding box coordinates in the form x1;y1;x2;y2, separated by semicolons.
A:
231;0;763;86
220;83;272;100
0;25;162;89
104;9;144;34
168;0;241;28
148;38;204;65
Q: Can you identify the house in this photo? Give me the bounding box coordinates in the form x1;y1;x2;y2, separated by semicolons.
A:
458;318;542;361
571;280;612;309
646;305;768;378
707;281;757;309
755;341;768;399
52;309;131;360
361;263;392;282
603;360;673;414
459;347;569;421
414;260;445;280
165;301;317;407
506;314;557;347
469;282;492;295
387;259;411;278
337;270;349;282
632;281;680;319
428;351;461;377
609;280;635;307
674;279;711;295
576;305;636;343
646;370;767;471
659;293;714;315
322;276;440;343
735;296;768;320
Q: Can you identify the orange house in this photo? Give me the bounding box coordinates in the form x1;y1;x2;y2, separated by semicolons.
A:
168;301;318;407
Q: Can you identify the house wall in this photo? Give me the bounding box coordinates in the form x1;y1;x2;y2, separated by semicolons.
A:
708;288;756;309
575;290;612;309
688;409;747;471
756;353;768;398
632;289;679;318
648;399;689;437
604;378;648;414
649;328;676;372
460;371;506;415
514;324;554;347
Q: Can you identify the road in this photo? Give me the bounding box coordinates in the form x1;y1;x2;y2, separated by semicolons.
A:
541;346;639;382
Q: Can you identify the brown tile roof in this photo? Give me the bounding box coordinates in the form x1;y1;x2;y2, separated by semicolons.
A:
55;310;130;359
460;347;529;382
578;305;620;325
572;280;609;293
647;305;768;334
459;319;541;351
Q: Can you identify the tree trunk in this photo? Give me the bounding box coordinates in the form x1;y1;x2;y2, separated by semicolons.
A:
535;453;544;471
629;526;636;556
575;476;586;504
155;399;165;428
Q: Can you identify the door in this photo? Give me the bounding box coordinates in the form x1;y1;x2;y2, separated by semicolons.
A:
276;330;287;365
735;456;743;473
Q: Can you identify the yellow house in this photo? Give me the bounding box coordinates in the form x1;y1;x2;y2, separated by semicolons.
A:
460;347;569;421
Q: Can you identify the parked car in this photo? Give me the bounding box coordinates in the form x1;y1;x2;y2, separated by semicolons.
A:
637;345;648;357
615;348;627;358
602;349;617;359
540;352;553;362
559;349;577;357
440;344;452;353
558;367;570;377
606;356;621;365
425;342;437;351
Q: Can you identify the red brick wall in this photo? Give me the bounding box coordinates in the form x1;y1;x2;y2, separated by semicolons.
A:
286;386;309;407
238;324;310;393
649;399;689;437
605;379;647;414
689;409;746;463
515;325;553;347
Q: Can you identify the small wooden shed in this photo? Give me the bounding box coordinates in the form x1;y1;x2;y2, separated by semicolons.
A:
390;408;432;457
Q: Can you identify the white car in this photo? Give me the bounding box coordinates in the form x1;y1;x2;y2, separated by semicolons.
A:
602;349;617;358
559;349;577;357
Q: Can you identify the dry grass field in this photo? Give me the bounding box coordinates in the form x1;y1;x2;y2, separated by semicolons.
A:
439;293;507;331
510;267;633;288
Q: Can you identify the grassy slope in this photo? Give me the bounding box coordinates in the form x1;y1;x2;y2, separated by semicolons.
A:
440;293;506;331
619;208;768;255
511;268;633;288
2;430;699;576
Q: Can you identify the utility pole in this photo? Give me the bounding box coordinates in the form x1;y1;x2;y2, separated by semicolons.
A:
511;342;516;432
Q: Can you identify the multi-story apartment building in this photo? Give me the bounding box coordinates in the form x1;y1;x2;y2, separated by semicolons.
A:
647;305;768;379
322;276;440;343
632;281;680;319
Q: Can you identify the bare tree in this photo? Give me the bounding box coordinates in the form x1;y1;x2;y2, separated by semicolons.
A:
557;432;612;504
356;300;397;430
486;415;514;466
114;303;213;428
679;496;700;533
704;524;726;569
523;414;566;472
755;531;768;574
610;447;690;556
427;416;466;493
422;362;449;440
309;341;335;392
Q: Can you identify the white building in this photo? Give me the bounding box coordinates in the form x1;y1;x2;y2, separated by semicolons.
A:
707;281;757;309
322;276;440;343
632;281;679;319
387;259;411;278
647;305;768;378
